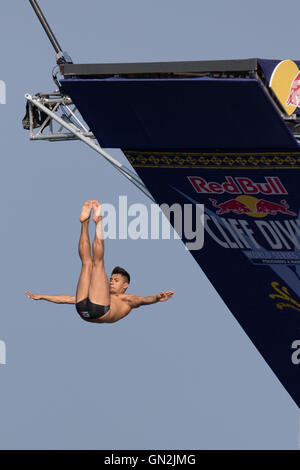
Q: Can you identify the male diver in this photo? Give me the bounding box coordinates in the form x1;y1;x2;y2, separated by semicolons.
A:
26;200;174;323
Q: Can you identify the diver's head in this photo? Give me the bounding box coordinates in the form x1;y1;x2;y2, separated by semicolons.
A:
110;266;130;294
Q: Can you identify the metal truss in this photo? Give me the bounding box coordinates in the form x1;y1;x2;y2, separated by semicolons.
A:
24;91;95;142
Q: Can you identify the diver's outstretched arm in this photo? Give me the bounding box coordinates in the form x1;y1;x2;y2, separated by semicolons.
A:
25;291;76;304
127;291;174;308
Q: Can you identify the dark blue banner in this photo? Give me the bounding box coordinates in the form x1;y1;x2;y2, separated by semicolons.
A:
125;150;300;408
61;77;298;150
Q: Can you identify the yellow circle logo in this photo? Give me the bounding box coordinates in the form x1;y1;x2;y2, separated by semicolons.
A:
269;59;299;115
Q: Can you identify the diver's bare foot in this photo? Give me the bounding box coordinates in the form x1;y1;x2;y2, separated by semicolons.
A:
80;200;93;223
92;200;102;223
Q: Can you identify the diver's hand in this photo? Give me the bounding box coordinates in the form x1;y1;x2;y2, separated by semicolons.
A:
156;291;174;302
25;291;41;300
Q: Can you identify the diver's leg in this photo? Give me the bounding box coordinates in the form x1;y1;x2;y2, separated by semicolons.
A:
88;201;110;305
75;201;93;303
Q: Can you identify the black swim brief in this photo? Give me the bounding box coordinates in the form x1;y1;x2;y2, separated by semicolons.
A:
76;298;110;320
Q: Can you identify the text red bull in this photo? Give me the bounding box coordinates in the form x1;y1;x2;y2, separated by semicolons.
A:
188;176;287;195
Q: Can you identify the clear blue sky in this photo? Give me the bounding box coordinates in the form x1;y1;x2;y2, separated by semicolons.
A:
0;0;299;450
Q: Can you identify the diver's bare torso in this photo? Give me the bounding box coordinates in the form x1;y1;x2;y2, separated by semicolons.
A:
81;294;134;323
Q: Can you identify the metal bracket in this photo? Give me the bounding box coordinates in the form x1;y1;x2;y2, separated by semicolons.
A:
24;91;95;142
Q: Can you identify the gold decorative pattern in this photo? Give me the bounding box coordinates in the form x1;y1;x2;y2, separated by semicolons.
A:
124;151;300;169
269;281;300;312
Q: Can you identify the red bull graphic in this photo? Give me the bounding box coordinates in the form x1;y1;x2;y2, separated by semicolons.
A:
269;59;300;115
256;199;296;216
286;71;300;107
188;176;287;195
210;196;296;217
210;198;252;215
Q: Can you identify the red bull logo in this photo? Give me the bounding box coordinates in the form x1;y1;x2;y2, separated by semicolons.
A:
188;176;287;195
286;71;300;107
210;198;252;215
270;60;300;115
255;199;295;216
210;196;296;217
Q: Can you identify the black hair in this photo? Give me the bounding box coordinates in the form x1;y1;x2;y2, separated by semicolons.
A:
112;266;130;284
